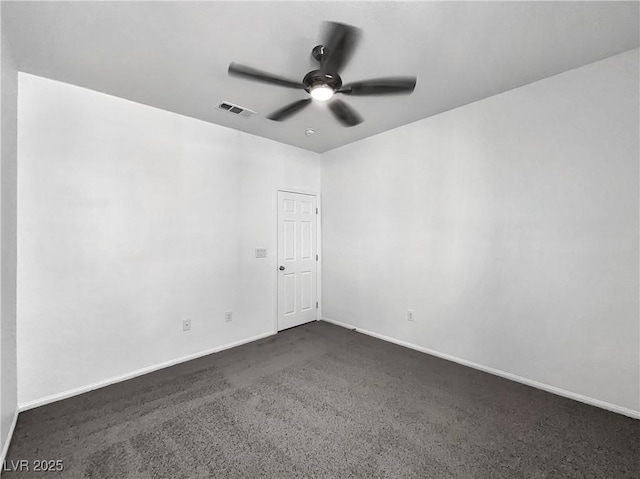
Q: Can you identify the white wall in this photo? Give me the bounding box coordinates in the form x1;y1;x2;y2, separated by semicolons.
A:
0;26;19;457
321;50;639;415
17;74;320;406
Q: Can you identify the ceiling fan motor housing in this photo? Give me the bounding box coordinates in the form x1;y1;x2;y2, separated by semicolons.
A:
303;69;342;94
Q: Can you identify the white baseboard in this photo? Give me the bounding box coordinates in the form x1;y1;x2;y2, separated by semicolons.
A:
0;409;19;472
18;331;276;412
321;317;640;420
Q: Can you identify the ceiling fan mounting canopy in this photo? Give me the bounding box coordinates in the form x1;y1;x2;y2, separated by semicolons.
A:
311;45;327;62
227;21;417;127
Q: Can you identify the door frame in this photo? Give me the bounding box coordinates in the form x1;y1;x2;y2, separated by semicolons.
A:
273;187;322;333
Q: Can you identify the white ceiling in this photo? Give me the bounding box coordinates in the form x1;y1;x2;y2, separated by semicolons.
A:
3;1;638;153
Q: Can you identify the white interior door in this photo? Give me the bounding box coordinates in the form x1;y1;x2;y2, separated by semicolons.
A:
277;191;318;331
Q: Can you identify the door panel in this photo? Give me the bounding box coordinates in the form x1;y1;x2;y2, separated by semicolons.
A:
277;191;318;331
300;271;312;311
284;273;296;315
284;221;296;260
301;222;312;259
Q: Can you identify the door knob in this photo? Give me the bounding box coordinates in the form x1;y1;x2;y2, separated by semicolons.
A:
279;266;285;271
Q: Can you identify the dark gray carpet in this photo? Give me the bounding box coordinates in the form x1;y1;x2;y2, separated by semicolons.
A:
4;321;639;478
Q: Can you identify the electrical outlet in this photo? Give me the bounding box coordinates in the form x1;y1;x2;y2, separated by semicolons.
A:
407;310;415;322
225;311;233;322
182;319;191;331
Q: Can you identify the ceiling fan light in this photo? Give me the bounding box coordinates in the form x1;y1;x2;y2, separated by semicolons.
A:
310;85;334;101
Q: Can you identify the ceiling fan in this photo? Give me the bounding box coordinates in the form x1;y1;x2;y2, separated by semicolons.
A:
228;22;417;127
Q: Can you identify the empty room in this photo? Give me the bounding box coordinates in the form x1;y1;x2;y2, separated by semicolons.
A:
0;1;638;477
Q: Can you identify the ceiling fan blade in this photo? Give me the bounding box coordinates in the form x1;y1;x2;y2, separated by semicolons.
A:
228;63;305;89
338;77;417;95
321;22;361;74
328;99;363;127
267;98;312;121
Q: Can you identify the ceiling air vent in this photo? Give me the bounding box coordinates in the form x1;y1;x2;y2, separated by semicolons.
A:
217;101;255;119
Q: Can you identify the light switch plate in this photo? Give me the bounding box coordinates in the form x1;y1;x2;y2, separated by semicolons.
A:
255;248;267;258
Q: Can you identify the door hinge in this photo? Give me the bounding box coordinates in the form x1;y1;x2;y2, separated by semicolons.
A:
316;301;318;309
316;208;318;214
316;254;318;261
